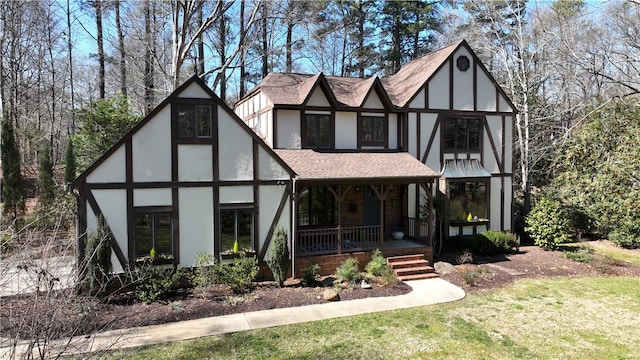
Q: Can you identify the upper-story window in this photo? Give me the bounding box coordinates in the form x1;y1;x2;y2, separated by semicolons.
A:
443;117;482;151
303;114;331;149
360;115;386;146
176;103;212;138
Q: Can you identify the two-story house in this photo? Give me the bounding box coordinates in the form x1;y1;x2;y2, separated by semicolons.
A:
74;40;515;280
235;40;516;271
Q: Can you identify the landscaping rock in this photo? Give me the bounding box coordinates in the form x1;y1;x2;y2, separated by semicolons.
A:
323;289;340;301
434;261;456;275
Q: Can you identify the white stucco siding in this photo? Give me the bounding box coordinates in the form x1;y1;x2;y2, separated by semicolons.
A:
219;186;253;204
178;145;213;181
179;187;214;267
306;87;330;107
483;116;503;174
87;145;126;184
134;188;172;207
335;112;356;149
504;116;513;173
490;178;502;231
178;82;211;99
276;110;301;149
91;189;128;273
218;108;253;181
419;113;437;162
477;69;497;112
426;124;440;172
453;48;474;111
258;146;289;180
409;89;426;109
363;91;384;109
499;93;513;113
388;114;398;149
258;185;290;255
428;61;450;109
408;113;418;158
133;107;172;182
503;177;512;231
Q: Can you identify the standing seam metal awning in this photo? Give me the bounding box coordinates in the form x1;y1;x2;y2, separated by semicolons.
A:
441;159;491;178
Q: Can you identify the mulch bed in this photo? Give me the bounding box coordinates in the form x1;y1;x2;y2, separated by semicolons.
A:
2;242;640;340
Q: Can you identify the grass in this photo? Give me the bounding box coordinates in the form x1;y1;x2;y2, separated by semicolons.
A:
584;241;640;266
105;277;640;359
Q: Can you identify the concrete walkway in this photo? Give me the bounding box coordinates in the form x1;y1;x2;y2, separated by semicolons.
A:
1;278;464;358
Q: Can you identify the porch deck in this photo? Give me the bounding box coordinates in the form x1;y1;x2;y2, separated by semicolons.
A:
295;217;430;257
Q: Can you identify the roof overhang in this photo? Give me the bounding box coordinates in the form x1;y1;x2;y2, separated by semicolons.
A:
275;149;438;185
441;159;491;178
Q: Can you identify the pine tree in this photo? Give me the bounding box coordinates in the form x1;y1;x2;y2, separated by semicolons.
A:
1;117;26;223
38;141;56;209
64;138;76;184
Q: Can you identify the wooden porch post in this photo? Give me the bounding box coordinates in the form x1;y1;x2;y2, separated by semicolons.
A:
328;185;352;254
371;184;393;248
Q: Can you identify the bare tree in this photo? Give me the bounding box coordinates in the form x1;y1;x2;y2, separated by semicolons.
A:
115;0;127;97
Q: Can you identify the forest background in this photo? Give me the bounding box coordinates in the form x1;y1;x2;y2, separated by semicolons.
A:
1;0;640;246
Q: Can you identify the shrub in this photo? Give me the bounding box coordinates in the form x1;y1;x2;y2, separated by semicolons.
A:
459;266;490;286
608;219;640;249
483;231;518;253
136;266;183;304
526;198;573;250
267;226;290;287
454;231;517;256
365;249;388;276
84;215;112;296
335;257;361;287
215;254;259;293
563;246;595;263
192;252;217;291
301;263;320;286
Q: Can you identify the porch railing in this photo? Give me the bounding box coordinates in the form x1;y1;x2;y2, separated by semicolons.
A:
403;217;431;246
297;225;380;256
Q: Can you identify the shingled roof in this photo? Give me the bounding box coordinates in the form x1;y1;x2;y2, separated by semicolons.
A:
275;149;438;184
249;72;389;109
382;41;462;108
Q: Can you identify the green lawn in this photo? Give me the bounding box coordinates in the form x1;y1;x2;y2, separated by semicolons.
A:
107;276;640;360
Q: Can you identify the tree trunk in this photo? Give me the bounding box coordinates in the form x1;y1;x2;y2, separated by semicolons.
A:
261;2;268;77
219;14;227;101
115;0;127;97
95;0;105;99
239;0;246;98
144;1;154;114
66;0;76;134
197;3;205;76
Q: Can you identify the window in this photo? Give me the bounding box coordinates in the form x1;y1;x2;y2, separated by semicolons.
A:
135;211;173;258
297;187;337;227
176;103;212;138
360;116;385;146
303;114;331;149
220;207;254;252
443;118;482;151
448;181;487;221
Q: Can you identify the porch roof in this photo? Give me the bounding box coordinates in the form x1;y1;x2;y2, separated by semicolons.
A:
274;149;438;184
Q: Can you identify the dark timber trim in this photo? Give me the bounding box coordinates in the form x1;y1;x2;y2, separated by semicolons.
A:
85;190;128;271
259;182;293;260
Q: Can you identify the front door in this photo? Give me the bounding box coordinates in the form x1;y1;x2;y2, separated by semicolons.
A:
363;187;380;226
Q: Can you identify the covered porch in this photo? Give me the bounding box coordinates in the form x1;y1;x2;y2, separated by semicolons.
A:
274;150;439;272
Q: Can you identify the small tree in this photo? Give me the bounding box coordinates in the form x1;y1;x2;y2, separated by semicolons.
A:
266;226;290;287
526;198;573;250
64;138;77;184
84;215;113;296
38;141;56;210
1;117;25;224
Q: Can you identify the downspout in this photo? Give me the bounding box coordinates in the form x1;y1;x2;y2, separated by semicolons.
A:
291;177;296;278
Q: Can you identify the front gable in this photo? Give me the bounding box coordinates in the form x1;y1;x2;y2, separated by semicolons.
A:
424;41;516;113
75;76;295;270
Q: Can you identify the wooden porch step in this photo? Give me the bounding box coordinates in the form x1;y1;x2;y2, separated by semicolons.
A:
394;265;435;277
386;254;438;282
